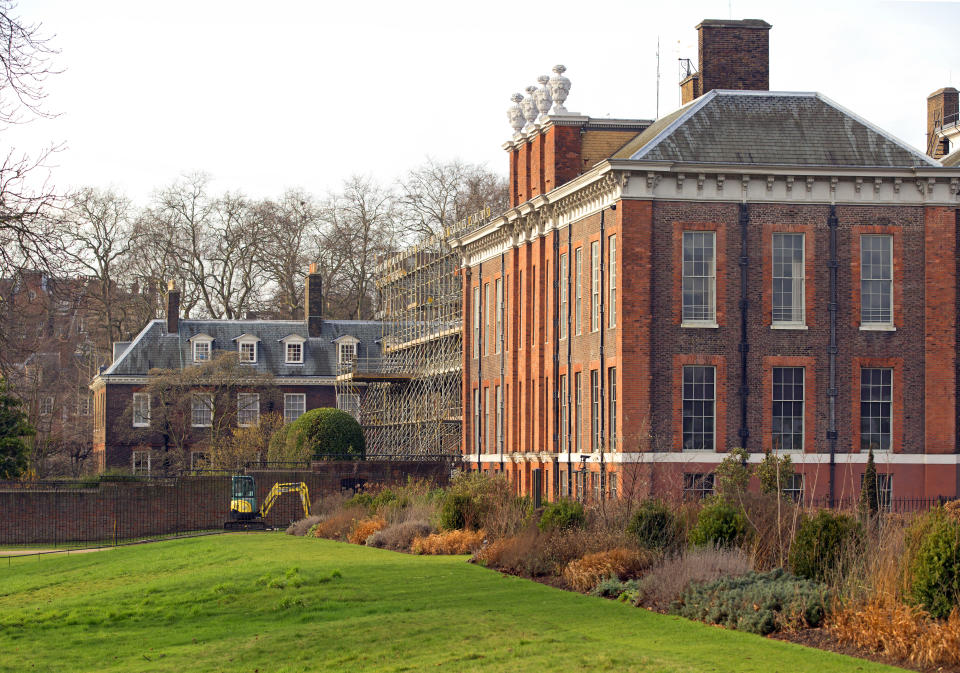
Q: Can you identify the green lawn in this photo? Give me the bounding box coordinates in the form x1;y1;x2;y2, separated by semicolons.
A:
0;534;904;673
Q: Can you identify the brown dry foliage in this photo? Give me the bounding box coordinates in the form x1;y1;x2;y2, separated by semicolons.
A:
311;506;365;541
831;599;960;667
348;516;387;545
366;520;432;551
635;546;754;611
286;515;323;536
411;529;486;555
562;548;657;592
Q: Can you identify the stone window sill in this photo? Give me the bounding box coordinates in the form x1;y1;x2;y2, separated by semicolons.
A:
681;321;719;329
859;324;896;332
771;323;808;331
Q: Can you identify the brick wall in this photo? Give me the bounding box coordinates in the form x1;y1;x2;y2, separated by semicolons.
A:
0;461;452;544
697;19;770;95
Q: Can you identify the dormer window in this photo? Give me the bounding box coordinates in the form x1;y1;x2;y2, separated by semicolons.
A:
190;334;214;363
334;335;360;370
280;334;306;364
233;334;261;364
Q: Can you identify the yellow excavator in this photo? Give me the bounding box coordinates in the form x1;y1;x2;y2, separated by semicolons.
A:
224;475;311;531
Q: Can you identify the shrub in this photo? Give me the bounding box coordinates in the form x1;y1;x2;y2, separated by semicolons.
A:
438;472;513;531
286;515;323;536
411;529;485;555
310;507;365;541
286;408;365;460
590;575;641;599
562;548;656;592
909;508;960;618
714;448;751;498
348;517;387;545
756;451;795;496
634;546;753;611
789;510;862;583
673;568;830;635
366;520;432;551
832;598;960;667
538;499;586;532
627;500;682;551
689;498;747;548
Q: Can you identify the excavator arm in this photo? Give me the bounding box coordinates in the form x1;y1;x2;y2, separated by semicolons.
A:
259;482;311;519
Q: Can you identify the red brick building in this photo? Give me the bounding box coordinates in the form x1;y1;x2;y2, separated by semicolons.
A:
90;267;381;473
460;19;960;505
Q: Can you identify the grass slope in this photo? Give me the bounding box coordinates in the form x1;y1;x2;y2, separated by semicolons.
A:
0;534;905;673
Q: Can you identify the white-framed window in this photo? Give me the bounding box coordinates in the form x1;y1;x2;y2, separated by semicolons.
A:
238;341;257;363
338;341;357;365
132;392;151;427
861;234;893;326
574;371;582;453
191;394;213;428
860;368;892;452
683;473;715;500
559;373;568;453
39;396;54;416
590;369;600;451
484;282;491;356
77;396;91;416
559;253;568;340
193;338;212;363
682;365;715;451
860;472;893;510
337;393;360;418
237;393;259;427
590;240;600;332
682;231;717;325
473;285;480;359
286;342;303;364
772;233;805;326
132;451;151;476
495;384;502;453
608;367;617;448
495;278;503;354
784;474;804;503
473;388;481;453
484;387;491;454
772;367;804;452
575;248;583;335
284;393;305;423
609;473;618;500
608;235;617;328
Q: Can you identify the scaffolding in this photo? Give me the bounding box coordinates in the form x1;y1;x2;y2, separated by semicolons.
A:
335;209;491;456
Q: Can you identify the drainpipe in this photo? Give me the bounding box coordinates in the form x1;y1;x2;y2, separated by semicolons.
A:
476;259;483;471
738;203;750;448
552;230;561;500
567;213;573;497
827;205;839;507
500;250;506;473
599;208;606;497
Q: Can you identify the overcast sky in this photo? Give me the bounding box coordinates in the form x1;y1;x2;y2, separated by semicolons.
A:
12;0;960;205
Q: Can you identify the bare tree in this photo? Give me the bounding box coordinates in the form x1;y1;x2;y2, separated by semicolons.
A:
321;176;398;319
61;187;139;349
398;158;508;241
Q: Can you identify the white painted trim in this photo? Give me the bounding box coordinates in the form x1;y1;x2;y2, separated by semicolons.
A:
859;324;896;332
627;91;716;160
100;320;163;377
499;452;960;465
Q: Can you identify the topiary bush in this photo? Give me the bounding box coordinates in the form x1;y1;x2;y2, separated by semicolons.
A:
538;499;586;533
689;498;747;548
672;568;830;635
789;509;862;583
627;500;683;551
286;408;365;460
909;508;960;619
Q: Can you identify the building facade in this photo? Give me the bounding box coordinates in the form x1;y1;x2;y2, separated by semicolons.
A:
460;20;960;505
90;266;381;473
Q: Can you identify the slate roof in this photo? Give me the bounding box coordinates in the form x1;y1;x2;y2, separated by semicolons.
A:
942;147;960;167
612;90;939;168
102;318;383;379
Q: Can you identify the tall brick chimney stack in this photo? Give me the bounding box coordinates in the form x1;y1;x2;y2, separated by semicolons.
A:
304;263;323;337
681;19;772;105
926;87;959;159
166;280;179;334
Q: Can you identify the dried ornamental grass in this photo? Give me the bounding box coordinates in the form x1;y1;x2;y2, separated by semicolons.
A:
831;599;960;668
366;520;432;551
411;529;486;555
311;508;363;541
348;517;387;545
562;548;656;593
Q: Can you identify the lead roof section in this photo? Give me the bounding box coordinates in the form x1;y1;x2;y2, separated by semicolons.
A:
103;319;383;378
612;90;939;167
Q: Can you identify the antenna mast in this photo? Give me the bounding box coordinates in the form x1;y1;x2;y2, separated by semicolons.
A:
656;37;660;119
